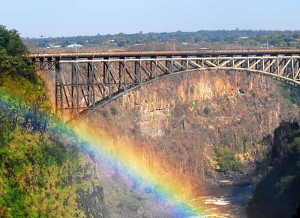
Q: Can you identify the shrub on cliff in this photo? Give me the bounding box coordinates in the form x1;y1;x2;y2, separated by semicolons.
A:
0;25;105;217
0;84;105;217
214;146;242;172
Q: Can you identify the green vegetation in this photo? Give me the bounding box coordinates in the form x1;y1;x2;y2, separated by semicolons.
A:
100;110;108;118
203;106;211;115
279;82;300;107
0;25;36;83
214;146;242;172
0;25;104;217
0;26;50;110
247;121;300;218
30;30;300;48
0;25;27;56
0;97;104;217
110;106;118;116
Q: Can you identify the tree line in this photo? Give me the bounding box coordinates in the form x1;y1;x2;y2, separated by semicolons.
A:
28;30;300;48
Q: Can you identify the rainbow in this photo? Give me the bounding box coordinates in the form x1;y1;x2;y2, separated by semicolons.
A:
0;91;220;217
71;121;215;217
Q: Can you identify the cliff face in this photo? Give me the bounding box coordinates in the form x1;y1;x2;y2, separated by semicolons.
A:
87;70;298;187
35;69;299;217
120;70;282;141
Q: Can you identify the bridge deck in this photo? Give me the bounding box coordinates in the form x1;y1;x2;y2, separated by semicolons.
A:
27;49;300;59
28;49;300;121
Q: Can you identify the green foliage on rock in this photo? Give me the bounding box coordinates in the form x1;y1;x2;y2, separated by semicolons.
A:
203;106;211;115
0;120;104;217
110;106;118;116
0;25;105;217
214;146;242;172
278;83;300;107
0;77;105;217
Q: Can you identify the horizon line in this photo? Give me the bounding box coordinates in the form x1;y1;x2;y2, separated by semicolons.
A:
22;29;300;39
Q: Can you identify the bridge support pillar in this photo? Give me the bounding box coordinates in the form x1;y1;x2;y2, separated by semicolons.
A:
134;61;142;85
55;58;64;118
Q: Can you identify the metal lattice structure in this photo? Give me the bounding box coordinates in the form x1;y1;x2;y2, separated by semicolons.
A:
28;49;300;120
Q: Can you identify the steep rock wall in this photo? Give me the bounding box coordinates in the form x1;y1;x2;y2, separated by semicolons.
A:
86;70;298;186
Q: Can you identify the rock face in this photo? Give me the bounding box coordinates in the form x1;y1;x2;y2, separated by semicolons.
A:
57;69;298;217
87;70;298;187
50;136;106;218
75;167;105;218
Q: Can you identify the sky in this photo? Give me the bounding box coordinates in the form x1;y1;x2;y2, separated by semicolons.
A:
1;0;300;38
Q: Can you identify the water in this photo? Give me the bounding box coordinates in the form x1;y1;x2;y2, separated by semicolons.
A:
188;185;253;218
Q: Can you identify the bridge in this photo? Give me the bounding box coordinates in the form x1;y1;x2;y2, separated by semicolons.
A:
28;49;300;120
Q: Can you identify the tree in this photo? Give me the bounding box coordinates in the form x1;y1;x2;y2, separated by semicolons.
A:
0;25;35;82
0;25;27;56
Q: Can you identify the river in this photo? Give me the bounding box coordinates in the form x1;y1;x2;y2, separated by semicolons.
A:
188;184;253;218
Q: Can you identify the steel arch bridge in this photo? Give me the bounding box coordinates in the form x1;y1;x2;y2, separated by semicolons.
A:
28;49;300;120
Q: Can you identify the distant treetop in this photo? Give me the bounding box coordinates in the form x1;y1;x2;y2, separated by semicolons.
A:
28;30;300;49
0;25;27;56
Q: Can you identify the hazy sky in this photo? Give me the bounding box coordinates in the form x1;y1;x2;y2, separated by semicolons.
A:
1;0;300;38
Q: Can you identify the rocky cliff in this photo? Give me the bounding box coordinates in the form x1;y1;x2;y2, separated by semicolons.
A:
39;68;299;217
86;70;298;189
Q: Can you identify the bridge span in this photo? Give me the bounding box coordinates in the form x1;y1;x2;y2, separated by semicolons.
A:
28;49;300;120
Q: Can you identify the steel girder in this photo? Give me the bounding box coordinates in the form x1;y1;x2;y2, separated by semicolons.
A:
51;55;300;120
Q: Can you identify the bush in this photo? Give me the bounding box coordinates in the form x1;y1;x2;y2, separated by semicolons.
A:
110;106;118;116
0;26;36;83
203;106;211;115
215;146;242;172
278;83;300;107
275;175;295;193
101;110;108;118
0;25;27;56
0;118;10;146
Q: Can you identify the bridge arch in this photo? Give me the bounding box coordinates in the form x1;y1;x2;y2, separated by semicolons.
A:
73;66;299;122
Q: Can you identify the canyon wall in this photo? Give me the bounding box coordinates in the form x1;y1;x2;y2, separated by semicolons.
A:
86;70;298;186
39;69;299;217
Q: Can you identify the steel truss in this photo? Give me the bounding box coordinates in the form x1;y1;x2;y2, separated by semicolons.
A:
40;55;300;119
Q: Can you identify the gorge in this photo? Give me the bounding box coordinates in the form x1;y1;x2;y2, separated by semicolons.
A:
1;24;300;217
39;64;300;217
